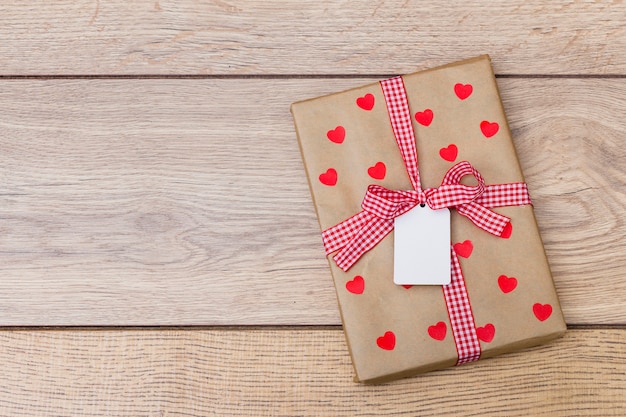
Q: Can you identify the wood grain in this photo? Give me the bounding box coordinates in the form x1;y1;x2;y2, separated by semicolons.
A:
0;328;622;416
0;1;622;414
1;78;625;325
0;1;624;75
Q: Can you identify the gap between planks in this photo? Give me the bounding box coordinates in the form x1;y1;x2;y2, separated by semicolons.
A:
0;0;624;75
0;74;625;80
0;324;624;331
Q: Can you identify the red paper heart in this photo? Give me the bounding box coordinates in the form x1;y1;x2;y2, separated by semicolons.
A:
533;303;553;321
476;324;495;343
376;331;396;350
439;144;458;162
498;275;518;293
428;322;447;341
480;120;499;138
356;93;375;110
319;168;337;186
402;285;413;289
415;109;434;126
453;240;473;258
500;222;512;239
454;83;473;100
346;275;364;294
368;162;386;180
326;126;345;144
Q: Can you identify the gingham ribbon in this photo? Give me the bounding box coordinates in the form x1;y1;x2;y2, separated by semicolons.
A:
322;76;532;365
445;244;481;364
323;161;531;271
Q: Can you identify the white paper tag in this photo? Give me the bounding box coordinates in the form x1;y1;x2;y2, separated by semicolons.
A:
393;205;451;285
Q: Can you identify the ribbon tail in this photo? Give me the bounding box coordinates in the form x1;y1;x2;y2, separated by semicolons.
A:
322;211;372;255
456;202;511;237
475;183;532;208
333;217;394;271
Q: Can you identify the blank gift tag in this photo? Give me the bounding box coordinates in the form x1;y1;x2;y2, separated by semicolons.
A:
394;205;451;285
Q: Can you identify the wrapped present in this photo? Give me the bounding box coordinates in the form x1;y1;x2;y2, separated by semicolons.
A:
291;55;566;383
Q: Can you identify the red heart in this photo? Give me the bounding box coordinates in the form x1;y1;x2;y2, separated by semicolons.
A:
453;240;473;258
415;109;434;126
533;303;553;321
476;324;495;343
402;285;413;289
376;331;396;350
326;126;345;144
368;162;386;180
480;120;499;138
454;83;473;100
346;275;364;294
356;93;375;110
500;222;512;239
498;275;518;293
319;168;337;186
439;144;458;162
428;322;447;341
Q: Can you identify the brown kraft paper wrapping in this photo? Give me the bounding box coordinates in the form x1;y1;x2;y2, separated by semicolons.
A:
291;55;566;383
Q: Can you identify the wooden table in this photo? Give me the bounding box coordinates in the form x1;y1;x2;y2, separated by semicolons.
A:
1;1;624;415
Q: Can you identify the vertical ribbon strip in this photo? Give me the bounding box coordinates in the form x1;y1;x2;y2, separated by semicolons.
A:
380;77;481;365
380;76;422;191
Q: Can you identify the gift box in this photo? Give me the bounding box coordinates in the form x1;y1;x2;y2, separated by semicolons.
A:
291;55;566;383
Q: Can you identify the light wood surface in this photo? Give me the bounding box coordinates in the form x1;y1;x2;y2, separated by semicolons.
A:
1;78;625;325
0;1;624;415
0;1;624;75
0;328;623;417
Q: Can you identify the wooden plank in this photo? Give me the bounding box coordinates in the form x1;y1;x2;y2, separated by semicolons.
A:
0;1;624;75
1;78;625;325
0;328;622;416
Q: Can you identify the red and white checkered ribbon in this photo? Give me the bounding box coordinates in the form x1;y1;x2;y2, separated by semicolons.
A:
322;76;532;365
323;161;530;270
445;246;481;364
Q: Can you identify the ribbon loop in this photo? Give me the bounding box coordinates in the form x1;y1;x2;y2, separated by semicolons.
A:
361;185;422;220
441;160;484;186
426;183;482;210
426;161;486;209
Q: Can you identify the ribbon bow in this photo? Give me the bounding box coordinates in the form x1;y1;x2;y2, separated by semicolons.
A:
323;160;530;271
